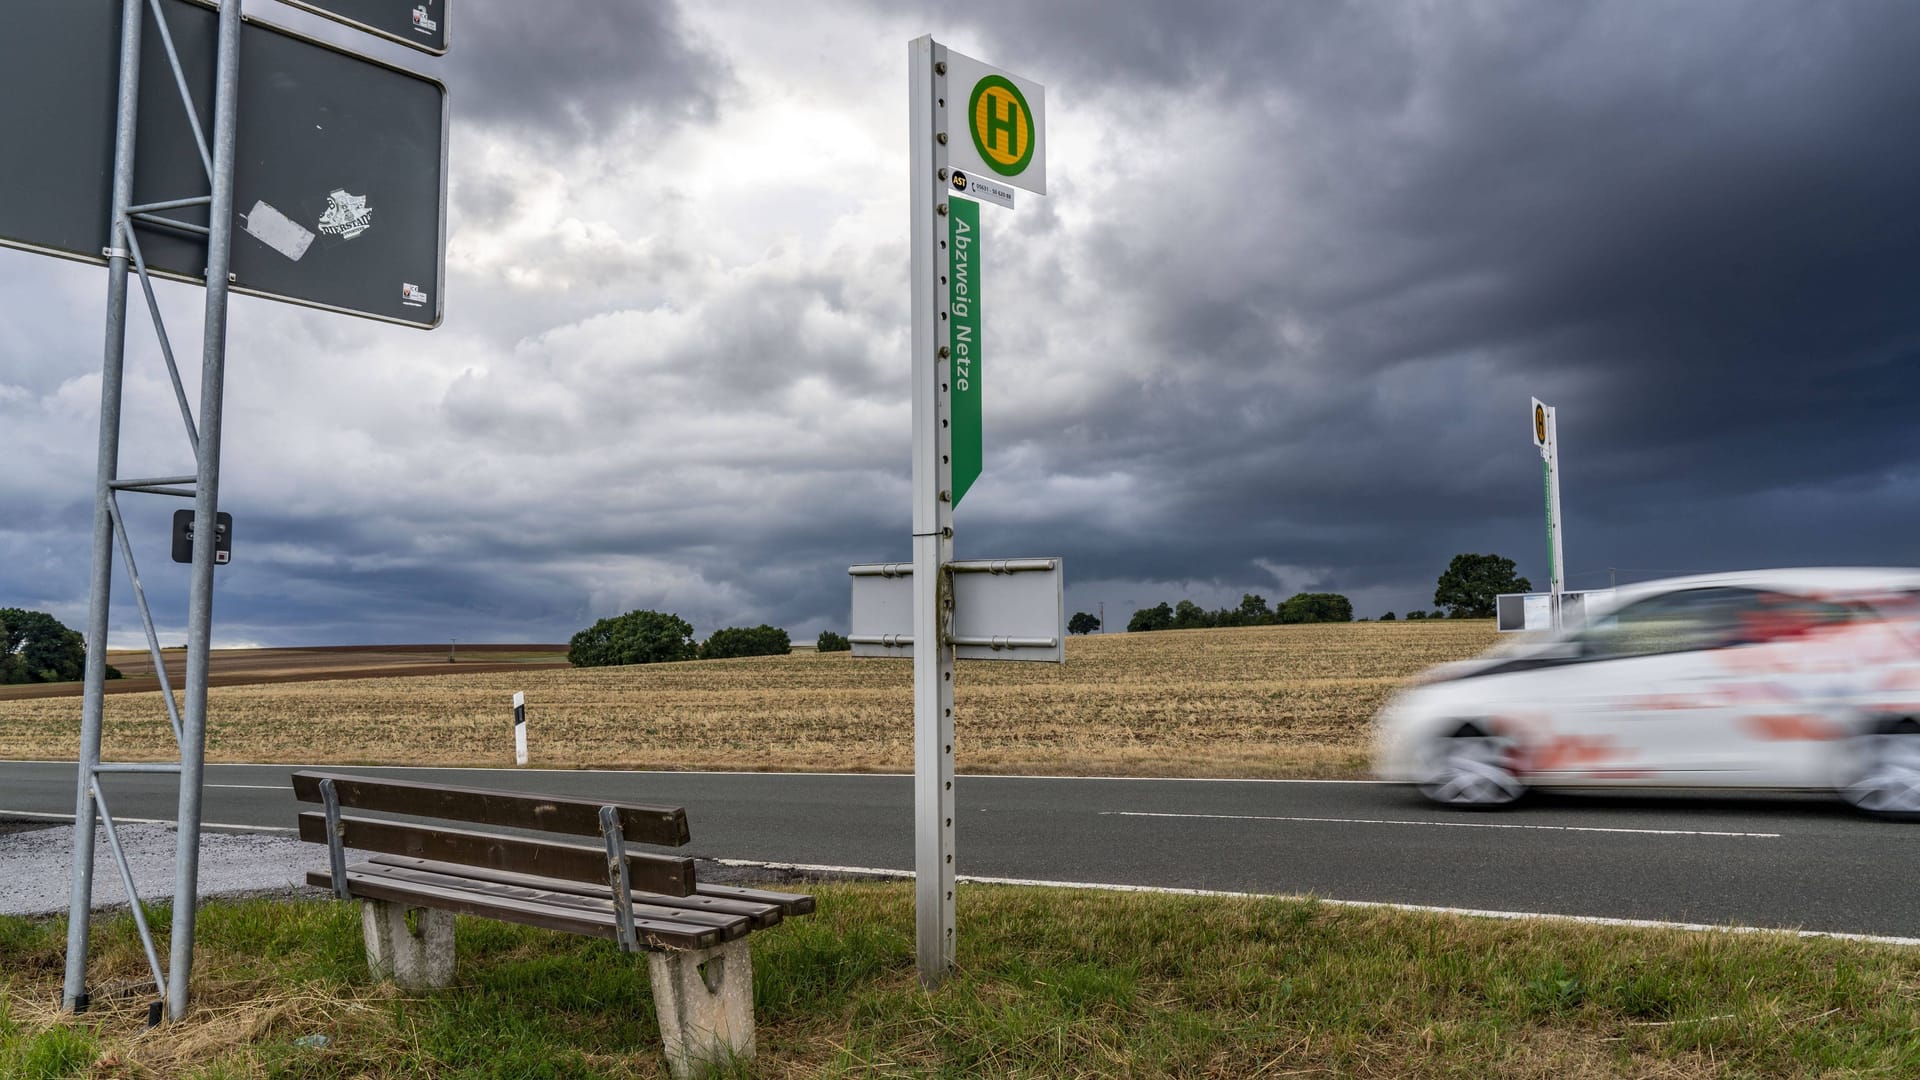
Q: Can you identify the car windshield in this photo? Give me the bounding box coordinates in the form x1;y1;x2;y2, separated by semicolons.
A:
1574;587;1761;659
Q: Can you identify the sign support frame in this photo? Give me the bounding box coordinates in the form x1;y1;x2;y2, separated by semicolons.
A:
908;34;957;988
62;0;244;1023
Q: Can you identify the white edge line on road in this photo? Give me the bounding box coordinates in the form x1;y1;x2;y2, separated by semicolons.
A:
1104;810;1782;839
709;858;1920;948
0;809;293;835
0;760;1384;785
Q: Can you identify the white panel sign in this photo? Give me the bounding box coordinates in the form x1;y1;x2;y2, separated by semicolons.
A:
1523;594;1553;631
950;171;1015;209
849;558;1065;662
943;50;1047;195
1496;589;1616;633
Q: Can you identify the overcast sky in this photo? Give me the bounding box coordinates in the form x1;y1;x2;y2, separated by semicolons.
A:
4;0;1919;647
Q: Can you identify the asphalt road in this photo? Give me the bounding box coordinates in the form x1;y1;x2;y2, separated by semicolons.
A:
5;760;1918;939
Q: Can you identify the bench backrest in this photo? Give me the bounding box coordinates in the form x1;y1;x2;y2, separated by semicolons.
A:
291;770;696;898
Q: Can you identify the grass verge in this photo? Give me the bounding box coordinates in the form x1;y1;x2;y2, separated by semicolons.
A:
4;883;1918;1078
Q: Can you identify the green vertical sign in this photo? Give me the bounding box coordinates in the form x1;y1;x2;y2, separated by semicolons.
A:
1542;459;1556;583
948;195;982;505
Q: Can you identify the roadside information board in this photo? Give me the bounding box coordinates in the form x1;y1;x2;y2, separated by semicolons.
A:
848;559;1066;663
276;0;447;55
0;0;448;328
1497;590;1612;632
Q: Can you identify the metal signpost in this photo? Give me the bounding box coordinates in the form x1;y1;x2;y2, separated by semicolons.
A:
877;36;1047;988
0;0;448;1022
1531;398;1566;629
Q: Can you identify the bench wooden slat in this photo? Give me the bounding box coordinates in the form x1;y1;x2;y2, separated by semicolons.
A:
346;861;754;941
298;812;696;897
695;883;817;917
291;770;689;847
303;870;724;951
366;855;787;930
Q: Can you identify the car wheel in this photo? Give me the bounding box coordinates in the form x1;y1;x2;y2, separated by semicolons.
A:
1417;723;1526;807
1841;720;1920;819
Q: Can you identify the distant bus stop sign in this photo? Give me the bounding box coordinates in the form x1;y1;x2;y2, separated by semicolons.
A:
276;0;447;56
0;0;447;329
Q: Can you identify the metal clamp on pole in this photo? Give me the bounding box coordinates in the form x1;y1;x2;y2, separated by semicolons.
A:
599;805;637;952
317;778;349;900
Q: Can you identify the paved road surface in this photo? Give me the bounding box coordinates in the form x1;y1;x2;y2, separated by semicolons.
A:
4;761;1917;938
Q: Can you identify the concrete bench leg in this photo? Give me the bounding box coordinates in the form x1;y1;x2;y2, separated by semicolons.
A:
361;901;455;989
647;939;754;1079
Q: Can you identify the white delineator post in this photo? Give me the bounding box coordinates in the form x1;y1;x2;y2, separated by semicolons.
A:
513;691;528;766
908;34;958;988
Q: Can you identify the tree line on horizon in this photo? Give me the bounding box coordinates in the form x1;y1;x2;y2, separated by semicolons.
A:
4;553;1535;676
1068;553;1533;634
1120;592;1356;633
567;609;804;667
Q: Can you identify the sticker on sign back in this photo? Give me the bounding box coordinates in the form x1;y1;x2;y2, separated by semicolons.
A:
950;170;1014;210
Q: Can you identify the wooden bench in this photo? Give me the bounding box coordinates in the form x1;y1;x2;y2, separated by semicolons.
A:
291;770;813;1079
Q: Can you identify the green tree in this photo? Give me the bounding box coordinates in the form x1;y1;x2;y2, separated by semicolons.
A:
1277;593;1354;624
1433;553;1532;619
0;608;86;684
1379;611;1397;621
567;610;697;668
817;630;851;652
1067;612;1101;635
1406;610;1428;620
1127;603;1173;633
700;625;791;660
1171;599;1212;630
1237;594;1273;624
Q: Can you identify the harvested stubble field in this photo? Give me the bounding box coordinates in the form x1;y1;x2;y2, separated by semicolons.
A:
0;622;1496;778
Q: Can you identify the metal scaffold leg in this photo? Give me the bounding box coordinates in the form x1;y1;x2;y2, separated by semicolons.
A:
62;0;242;1022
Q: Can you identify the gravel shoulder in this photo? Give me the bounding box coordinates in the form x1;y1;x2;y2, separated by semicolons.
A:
0;819;315;916
0;817;871;918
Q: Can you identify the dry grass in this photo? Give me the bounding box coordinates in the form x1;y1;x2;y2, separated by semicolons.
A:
0;622;1496;778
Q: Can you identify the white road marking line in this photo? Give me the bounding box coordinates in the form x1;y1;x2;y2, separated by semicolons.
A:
0;809;293;834
710;858;1920;948
1101;810;1781;838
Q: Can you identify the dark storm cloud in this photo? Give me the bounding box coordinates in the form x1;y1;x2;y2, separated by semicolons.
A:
447;1;729;138
903;0;1920;613
10;1;1920;650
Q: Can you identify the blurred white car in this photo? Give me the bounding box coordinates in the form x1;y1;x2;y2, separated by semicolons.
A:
1374;568;1920;816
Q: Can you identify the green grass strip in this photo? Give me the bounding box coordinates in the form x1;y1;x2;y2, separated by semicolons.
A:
3;883;1918;1078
